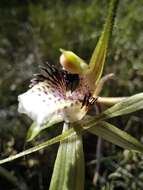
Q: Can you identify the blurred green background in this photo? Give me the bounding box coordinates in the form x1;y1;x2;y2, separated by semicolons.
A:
0;0;143;189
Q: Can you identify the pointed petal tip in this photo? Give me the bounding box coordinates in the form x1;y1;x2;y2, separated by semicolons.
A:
59;48;65;53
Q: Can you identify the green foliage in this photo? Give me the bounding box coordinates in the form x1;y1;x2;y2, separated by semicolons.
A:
108;151;143;190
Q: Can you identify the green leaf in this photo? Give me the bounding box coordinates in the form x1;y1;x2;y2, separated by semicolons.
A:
88;121;143;152
86;0;119;87
49;123;84;190
101;92;143;120
0;127;76;165
26;117;63;142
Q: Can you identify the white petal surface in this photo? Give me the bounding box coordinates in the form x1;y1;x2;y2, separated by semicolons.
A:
18;82;86;126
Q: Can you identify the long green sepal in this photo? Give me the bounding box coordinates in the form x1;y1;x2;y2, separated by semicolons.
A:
100;92;143;120
81;93;143;129
26;117;63;142
87;0;119;87
49;123;84;190
88;121;143;152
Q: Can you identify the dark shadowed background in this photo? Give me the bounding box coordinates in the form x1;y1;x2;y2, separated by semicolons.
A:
0;0;143;189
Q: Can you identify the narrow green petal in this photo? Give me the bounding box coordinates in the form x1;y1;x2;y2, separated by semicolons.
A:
26;117;63;142
26;123;40;142
88;121;143;152
49;123;84;190
86;0;119;88
80;93;143;130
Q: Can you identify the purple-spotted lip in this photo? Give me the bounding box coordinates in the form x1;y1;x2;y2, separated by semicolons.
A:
18;62;97;126
30;62;91;102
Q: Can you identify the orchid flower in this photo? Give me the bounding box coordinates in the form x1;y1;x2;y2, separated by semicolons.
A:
1;0;143;190
18;0;119;141
18;55;115;137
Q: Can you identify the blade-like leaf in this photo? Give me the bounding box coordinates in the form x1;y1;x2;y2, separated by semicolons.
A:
86;0;119;87
49;123;84;190
88;121;143;152
0;127;76;165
